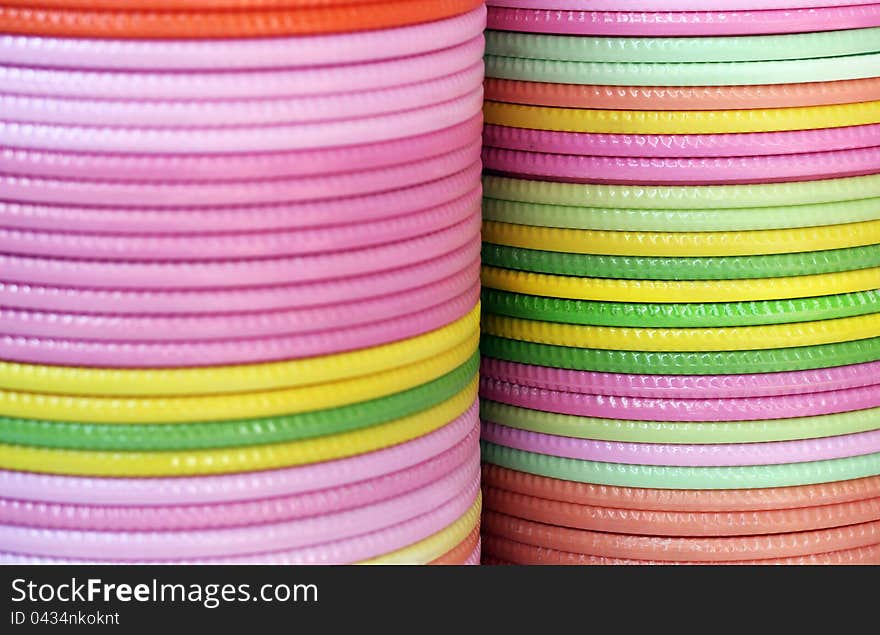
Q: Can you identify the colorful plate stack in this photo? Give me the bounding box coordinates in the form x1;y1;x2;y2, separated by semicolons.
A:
0;0;486;564
479;0;880;564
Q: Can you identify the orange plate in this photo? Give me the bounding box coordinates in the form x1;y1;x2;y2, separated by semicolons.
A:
483;486;880;537
482;465;880;513
484;77;880;111
2;0;376;7
0;0;482;38
483;534;880;565
484;510;880;562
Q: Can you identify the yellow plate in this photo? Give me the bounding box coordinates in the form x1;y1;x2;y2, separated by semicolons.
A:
0;304;479;397
0;379;478;476
483;313;880;352
484;99;880;134
483;220;880;257
482;265;880;303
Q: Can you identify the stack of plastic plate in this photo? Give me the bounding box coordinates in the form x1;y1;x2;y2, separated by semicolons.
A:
479;0;880;564
0;0;486;564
